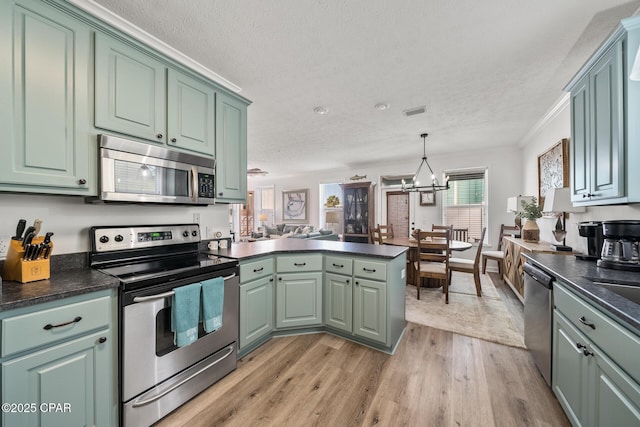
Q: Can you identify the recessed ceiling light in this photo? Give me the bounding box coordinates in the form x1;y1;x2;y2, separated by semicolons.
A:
313;106;328;115
375;103;390;111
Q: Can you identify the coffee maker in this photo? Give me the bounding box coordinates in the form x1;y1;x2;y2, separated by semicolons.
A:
576;221;604;261
597;220;640;271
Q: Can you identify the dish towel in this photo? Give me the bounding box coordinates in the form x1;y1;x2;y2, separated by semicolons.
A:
201;277;224;333
171;282;202;347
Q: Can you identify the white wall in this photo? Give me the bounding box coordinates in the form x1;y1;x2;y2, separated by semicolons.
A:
249;144;523;259
519;95;640;255
0;193;231;256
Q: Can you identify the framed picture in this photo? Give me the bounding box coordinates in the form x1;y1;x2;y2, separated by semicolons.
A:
282;189;308;222
538;138;569;207
420;191;435;206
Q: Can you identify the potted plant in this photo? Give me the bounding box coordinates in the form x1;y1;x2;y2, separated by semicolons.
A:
325;195;340;208
517;197;543;242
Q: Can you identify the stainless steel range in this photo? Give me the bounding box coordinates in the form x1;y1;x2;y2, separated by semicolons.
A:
89;224;239;427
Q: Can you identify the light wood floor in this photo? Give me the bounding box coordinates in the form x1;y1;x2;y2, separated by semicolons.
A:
156;274;569;427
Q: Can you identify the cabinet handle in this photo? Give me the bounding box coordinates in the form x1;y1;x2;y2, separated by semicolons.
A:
278;277;282;281
332;263;344;268
294;262;306;267
362;267;376;273
269;278;274;282
253;267;264;273
578;316;596;329
582;348;594;357
43;316;82;330
219;192;224;196
576;342;586;350
171;137;177;143
156;133;163;139
355;281;360;286
346;279;350;284
98;336;108;344
78;179;87;185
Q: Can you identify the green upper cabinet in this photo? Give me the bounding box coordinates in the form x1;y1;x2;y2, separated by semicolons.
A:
569;41;623;204
167;69;216;155
567;16;640;206
95;32;217;157
95;32;167;144
215;92;248;202
0;0;94;195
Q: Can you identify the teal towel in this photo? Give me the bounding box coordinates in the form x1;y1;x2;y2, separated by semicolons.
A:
171;282;202;347
201;277;224;333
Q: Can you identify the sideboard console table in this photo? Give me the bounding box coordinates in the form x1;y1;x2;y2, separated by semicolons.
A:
502;236;577;303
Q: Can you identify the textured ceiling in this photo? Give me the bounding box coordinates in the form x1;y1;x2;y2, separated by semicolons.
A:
92;0;640;178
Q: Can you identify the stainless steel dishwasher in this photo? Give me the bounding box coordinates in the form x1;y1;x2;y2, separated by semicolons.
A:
523;262;554;387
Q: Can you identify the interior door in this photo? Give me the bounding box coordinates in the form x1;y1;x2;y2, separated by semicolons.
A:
387;192;409;237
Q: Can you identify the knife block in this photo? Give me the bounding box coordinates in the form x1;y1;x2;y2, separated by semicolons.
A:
2;238;52;283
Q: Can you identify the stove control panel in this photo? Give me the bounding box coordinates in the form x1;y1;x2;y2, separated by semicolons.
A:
92;224;200;252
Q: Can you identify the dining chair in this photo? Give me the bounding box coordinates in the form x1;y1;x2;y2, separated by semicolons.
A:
481;224;520;275
369;226;381;244
377;224;394;240
453;227;468;242
415;230;450;302
432;224;453;235
448;227;487;298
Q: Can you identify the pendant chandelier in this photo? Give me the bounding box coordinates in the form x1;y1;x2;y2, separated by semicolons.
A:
402;133;450;192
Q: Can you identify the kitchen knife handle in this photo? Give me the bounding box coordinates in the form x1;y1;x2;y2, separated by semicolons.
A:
14;219;26;240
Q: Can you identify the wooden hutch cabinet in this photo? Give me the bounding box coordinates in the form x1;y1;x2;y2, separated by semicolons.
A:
341;182;375;243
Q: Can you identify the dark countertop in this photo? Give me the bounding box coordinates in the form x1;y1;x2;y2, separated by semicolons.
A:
524;253;640;332
210;239;408;261
1;253;120;312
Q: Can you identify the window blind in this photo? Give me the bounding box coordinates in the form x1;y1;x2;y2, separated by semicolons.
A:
442;169;487;242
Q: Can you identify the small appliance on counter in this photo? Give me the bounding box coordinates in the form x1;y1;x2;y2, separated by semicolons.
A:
597;220;640;271
575;221;604;261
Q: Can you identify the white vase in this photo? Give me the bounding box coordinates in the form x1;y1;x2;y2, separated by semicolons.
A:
522;219;540;243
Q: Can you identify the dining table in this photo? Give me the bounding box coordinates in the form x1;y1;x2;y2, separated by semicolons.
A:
383;236;473;288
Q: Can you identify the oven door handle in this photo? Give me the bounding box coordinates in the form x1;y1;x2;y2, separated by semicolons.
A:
131;344;235;408
132;273;237;303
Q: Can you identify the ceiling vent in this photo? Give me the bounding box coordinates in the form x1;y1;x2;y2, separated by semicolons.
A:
403;106;427;117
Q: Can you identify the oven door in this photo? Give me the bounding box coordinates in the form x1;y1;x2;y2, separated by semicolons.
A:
121;268;239;403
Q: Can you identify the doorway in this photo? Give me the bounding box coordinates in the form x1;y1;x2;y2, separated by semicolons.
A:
386;191;409;237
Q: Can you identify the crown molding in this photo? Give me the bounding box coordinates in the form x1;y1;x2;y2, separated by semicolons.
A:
519;92;570;147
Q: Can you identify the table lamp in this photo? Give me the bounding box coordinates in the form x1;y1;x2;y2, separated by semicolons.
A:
258;213;268;237
507;195;534;230
542;187;585;251
325;211;340;233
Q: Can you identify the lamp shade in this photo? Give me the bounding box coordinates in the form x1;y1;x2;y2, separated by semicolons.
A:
507;196;534;213
258;213;268;222
325;211;340;223
542;187;586;213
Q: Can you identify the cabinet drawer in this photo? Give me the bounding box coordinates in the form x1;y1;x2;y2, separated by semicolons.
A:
354;259;387;281
555;283;640;384
277;254;322;273
2;296;111;357
240;257;274;282
325;255;353;276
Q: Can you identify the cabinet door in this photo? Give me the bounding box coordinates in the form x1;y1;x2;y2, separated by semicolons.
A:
2;329;114;427
571;73;590;202
590;345;640;427
552;311;589;427
0;0;92;194
589;41;624;201
239;276;274;349
324;272;352;333
276;272;323;328
215;92;247;202
353;278;387;344
167;69;215;156
95;32;167;143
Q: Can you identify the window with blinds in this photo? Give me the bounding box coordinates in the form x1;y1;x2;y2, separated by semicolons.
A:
442;169;487;243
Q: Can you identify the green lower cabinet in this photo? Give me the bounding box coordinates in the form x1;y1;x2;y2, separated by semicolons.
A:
353;277;387;344
239;275;274;350
0;0;94;195
2;329;114;427
553;304;640;426
276;272;323;328
324;272;353;333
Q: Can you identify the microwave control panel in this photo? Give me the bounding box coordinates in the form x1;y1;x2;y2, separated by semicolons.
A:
198;173;215;199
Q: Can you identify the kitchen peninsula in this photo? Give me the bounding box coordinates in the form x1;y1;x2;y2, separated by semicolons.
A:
215;239;408;356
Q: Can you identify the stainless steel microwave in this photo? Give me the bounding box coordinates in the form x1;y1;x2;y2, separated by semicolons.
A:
92;134;215;205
